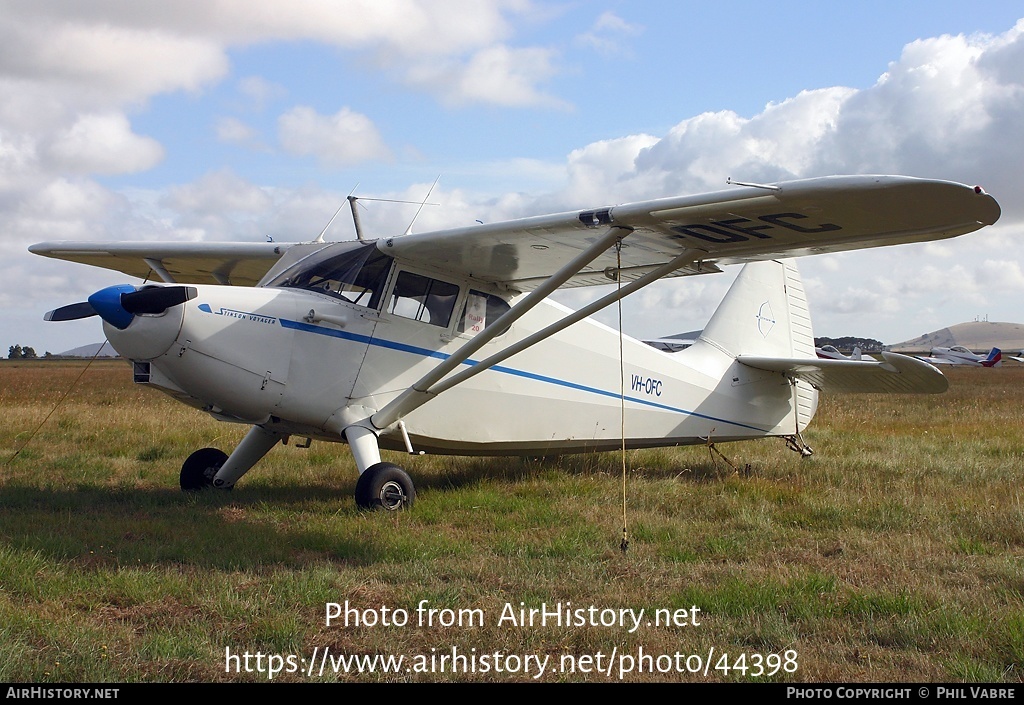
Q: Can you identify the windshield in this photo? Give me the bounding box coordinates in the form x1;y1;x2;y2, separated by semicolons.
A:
265;242;393;309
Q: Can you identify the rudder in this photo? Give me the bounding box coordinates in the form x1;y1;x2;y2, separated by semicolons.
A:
695;260;817;432
698;260;815;360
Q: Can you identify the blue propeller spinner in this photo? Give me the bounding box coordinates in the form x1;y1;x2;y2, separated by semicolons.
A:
45;285;197;329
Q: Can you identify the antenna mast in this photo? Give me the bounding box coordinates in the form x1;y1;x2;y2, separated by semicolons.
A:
348;195;365;241
314;184;360;243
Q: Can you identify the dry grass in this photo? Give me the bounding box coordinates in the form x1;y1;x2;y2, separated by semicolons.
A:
0;359;1021;682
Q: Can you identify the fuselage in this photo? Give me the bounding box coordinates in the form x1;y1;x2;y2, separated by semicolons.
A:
929;346;1002;367
101;243;810;456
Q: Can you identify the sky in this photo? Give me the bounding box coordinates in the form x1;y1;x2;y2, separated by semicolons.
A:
3;0;1024;354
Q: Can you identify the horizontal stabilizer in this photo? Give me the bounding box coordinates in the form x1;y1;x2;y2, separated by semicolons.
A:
737;352;947;394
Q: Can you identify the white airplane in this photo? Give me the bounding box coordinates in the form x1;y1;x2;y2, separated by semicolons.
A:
815;345;864;361
31;175;1000;510
918;345;1002;367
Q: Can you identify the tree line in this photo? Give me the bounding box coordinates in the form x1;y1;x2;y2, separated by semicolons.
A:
7;345;53;359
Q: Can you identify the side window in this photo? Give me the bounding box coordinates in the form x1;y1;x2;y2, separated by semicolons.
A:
388;271;460;327
458;290;511;336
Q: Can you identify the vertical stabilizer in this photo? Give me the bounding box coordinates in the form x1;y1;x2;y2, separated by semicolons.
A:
699;260;814;359
696;260;817;431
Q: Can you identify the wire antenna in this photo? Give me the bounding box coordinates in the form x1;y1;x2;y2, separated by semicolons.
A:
404;175;441;236
315;184;360;243
342;185;441;242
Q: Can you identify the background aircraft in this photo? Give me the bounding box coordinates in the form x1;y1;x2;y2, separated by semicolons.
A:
917;346;1002;367
815;345;865;361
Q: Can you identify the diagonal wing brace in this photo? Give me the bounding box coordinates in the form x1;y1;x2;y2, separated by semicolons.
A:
424;246;709;399
369;233;708;431
369;226;633;430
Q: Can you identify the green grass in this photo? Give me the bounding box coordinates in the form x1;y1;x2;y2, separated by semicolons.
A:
0;360;1022;682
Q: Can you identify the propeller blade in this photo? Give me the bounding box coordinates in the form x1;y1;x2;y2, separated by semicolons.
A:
121;286;197;314
43;302;98;322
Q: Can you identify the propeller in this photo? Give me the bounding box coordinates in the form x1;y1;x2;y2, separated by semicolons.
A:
43;301;98;322
43;285;197;329
121;286;197;314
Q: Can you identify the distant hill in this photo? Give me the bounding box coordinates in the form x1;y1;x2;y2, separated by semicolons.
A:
58;342;119;358
888;321;1024;353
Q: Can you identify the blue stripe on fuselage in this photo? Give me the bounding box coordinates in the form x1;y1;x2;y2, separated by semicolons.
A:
278;317;770;433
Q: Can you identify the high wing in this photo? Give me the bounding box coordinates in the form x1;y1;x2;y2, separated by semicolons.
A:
380;175;1000;290
28;241;292;286
738;352;948;394
30;175;999;291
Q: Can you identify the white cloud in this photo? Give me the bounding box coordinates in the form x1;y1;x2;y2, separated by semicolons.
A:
0;16;229;104
216;116;260;145
0;129;39;192
30;177;118;223
629;86;856;196
164;169;272;217
556;133;660;204
571;25;1024;230
1;1;551;108
46;113;164;174
976;259;1024;291
405;44;567;109
236;75;287;111
575;11;643;57
277;105;391;166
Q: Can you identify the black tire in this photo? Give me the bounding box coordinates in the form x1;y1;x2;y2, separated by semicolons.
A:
354;462;415;511
180;448;228;491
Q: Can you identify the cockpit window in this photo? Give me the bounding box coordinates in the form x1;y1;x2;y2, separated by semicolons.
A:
458;290;511;336
388;271;460;327
265;243;393;309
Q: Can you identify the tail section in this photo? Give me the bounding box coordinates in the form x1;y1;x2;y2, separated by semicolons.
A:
682;259;948;446
983;348;1002;367
695;260;817;433
699;259;815;360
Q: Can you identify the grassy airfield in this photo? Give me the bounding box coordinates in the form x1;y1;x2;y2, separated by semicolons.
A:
0;359;1021;682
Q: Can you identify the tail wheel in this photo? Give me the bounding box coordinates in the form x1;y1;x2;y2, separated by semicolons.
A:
355;462;415;511
180;448;228;491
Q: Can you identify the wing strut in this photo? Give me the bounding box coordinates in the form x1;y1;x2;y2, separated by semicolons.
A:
144;258;177;283
424;246;707;399
369;242;708;431
369;226;631;430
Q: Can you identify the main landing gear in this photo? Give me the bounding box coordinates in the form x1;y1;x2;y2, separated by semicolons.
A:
354;462;416;511
178;422;416;511
345;424;415;511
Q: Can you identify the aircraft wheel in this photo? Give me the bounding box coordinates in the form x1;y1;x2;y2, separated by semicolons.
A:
355;462;415;511
180;448;228;491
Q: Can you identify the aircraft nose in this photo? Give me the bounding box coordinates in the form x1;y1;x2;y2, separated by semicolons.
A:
85;284;199;330
91;284;198;360
87;284;138;329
